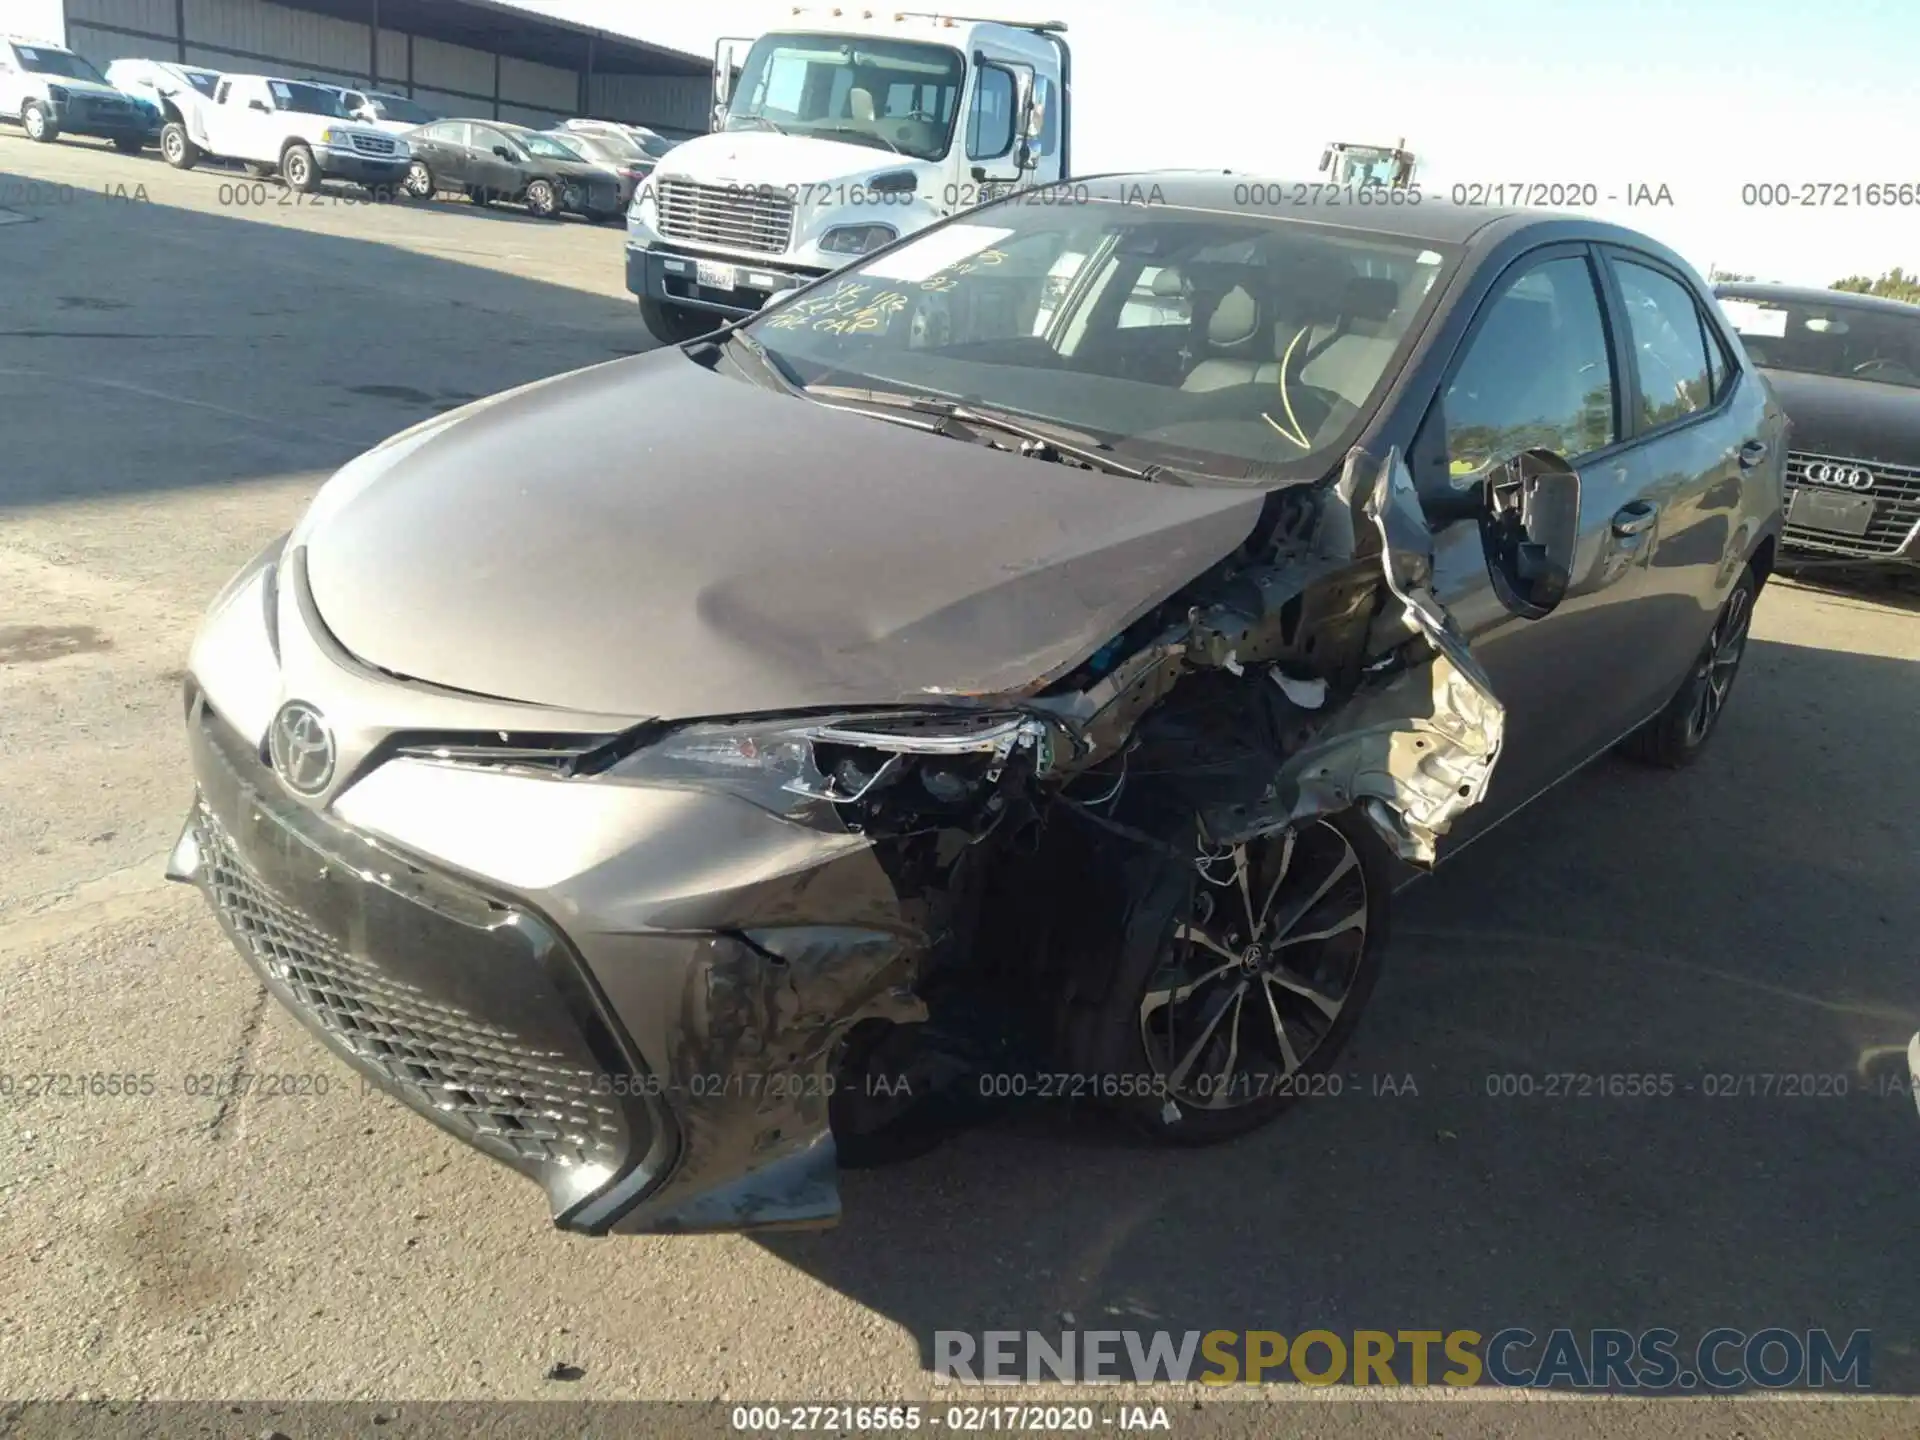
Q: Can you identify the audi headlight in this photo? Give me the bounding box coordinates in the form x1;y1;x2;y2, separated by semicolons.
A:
820;223;897;256
606;710;1064;833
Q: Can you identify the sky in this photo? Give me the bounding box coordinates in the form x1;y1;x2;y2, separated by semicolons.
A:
512;0;1920;285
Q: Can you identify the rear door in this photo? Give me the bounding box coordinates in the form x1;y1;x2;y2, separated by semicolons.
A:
1410;244;1660;845
1594;248;1769;723
414;121;472;186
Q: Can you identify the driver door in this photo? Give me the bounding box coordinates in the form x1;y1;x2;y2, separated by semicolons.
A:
468;124;526;199
1413;245;1668;851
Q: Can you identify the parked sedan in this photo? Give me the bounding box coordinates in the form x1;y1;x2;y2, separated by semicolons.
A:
398;119;623;220
1715;283;1920;571
168;178;1784;1236
543;127;650;216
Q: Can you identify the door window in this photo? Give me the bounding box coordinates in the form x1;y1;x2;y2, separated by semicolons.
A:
967;65;1016;160
1611;259;1713;429
1440;255;1617;477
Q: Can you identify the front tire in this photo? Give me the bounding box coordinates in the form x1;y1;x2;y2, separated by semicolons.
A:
1619;564;1758;769
1062;811;1392;1146
524;177;560;218
638;297;716;346
280;143;321;193
22;101;57;143
160;123;199;169
403;159;435;199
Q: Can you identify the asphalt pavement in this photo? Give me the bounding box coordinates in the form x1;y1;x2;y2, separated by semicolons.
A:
1;132;1916;1432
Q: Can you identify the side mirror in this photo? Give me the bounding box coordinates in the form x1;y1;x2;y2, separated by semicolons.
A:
493;146;516;161
248;99;270;112
1428;449;1581;620
1319;148;1332;173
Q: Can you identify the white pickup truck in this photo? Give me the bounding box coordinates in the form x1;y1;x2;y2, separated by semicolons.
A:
160;73;410;193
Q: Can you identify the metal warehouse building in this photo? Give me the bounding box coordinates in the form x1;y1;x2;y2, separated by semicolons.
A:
35;0;714;136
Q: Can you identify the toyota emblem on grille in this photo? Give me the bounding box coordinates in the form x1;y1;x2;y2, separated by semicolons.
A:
269;701;336;796
1803;462;1874;490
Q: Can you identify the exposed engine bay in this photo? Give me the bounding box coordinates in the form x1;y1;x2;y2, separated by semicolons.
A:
666;445;1509;1176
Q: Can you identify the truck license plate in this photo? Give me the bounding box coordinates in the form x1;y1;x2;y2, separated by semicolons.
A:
1789;486;1874;537
696;259;736;291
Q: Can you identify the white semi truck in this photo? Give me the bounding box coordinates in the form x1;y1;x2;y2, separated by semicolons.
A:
625;7;1070;344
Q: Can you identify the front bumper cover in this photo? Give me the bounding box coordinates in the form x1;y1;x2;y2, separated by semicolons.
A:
626;238;825;318
316;149;410;185
172;688;924;1234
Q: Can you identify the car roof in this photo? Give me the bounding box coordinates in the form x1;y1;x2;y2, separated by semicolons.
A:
1061;172;1700;266
1713;281;1920;318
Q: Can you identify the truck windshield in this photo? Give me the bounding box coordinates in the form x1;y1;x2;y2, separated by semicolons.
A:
271;81;350;117
724;31;964;161
371;93;435;124
746;197;1455;483
15;47;109;84
1717;294;1920;390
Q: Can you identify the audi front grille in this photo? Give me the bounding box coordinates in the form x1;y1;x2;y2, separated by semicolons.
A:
654;177;795;255
1784;450;1920;557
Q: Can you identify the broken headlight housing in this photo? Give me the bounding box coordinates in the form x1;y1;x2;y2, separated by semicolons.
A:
607;710;1064;832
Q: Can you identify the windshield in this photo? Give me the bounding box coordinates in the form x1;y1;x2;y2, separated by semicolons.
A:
1718;293;1920;390
270;81;349;117
370;93;435;124
745;199;1455;482
724;31;963;161
519;131;584;161
15;47;109;84
573;129;646;161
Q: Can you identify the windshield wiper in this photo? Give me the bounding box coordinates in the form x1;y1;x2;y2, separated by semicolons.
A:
729;114;792;136
813;125;904;154
806;386;1179;483
711;327;806;392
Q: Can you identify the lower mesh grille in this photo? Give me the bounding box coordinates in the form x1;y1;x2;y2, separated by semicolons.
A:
194;805;622;1171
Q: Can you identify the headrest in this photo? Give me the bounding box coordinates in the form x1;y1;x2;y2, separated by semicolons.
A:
1342;276;1401;324
1209;286;1260;347
1150;265;1186;297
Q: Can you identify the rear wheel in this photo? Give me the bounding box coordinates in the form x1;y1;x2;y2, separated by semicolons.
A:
1619;565;1758;769
1063;811;1392;1146
160;121;198;169
22;101;57;143
280;143;321;193
638;297;716;346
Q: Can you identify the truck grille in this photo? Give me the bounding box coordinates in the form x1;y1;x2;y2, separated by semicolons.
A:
347;131;397;157
655;177;794;255
193;803;624;1170
1784;450;1920;558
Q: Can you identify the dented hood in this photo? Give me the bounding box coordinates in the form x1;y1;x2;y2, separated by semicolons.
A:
298;349;1266;719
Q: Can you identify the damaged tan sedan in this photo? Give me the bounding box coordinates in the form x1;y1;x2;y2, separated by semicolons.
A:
168;176;1786;1233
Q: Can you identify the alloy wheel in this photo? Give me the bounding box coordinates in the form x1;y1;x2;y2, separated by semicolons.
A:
23;104;46;140
1684;582;1753;744
405;161;432;198
162;128;183;164
1138;819;1369;1111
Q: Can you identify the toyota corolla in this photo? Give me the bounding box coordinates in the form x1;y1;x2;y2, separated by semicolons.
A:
169;176;1785;1234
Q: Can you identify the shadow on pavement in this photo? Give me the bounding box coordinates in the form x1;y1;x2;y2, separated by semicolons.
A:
761;633;1920;1392
0;160;647;512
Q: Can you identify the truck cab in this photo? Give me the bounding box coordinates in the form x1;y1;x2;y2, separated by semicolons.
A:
626;8;1069;344
164;73;410;193
1320;139;1418;189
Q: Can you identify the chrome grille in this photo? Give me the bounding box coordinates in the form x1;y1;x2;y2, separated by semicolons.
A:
655;177;794;255
193;804;623;1171
347;131;397;157
1784;450;1920;557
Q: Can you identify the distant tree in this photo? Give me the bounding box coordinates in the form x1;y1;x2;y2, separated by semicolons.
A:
1708;267;1755;282
1832;267;1920;303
